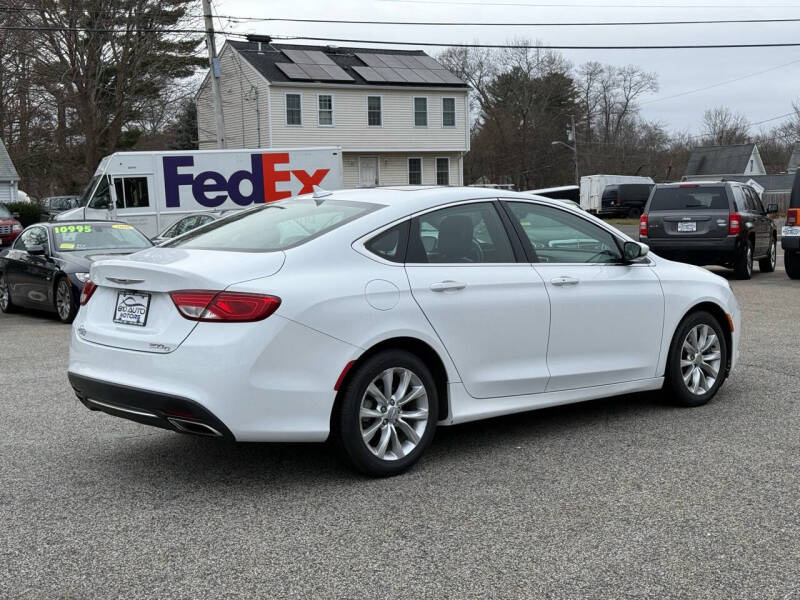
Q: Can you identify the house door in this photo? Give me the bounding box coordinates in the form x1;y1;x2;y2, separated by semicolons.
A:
359;157;379;187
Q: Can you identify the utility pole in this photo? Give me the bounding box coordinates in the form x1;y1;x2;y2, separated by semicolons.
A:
570;114;579;186
202;0;226;148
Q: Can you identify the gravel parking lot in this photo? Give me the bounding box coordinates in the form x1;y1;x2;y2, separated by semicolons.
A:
1;256;798;599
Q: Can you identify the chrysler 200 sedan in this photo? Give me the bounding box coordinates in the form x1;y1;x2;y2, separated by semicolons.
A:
68;187;740;476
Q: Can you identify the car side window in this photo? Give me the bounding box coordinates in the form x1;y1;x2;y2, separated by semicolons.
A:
747;188;766;214
743;188;759;213
364;222;408;263
406;202;515;264
732;187;747;213
506;202;623;264
88;177;112;210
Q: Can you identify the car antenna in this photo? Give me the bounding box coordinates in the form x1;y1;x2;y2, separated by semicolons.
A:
312;186;333;205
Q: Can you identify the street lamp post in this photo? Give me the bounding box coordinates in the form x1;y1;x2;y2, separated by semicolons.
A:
551;115;579;186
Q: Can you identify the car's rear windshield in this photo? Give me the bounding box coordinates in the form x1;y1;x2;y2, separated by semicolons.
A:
0;204;11;218
53;223;151;252
649;186;729;211
166;199;380;252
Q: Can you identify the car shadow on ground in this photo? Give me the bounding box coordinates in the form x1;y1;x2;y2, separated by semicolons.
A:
96;389;672;488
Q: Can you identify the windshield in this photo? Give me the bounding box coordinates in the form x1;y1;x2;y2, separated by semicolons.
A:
0;204;11;219
78;176;101;207
167;199;380;252
51;197;77;210
649;186;728;211
52;223;151;252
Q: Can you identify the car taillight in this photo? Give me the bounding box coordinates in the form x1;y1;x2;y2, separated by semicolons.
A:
639;213;648;237
169;290;281;322
80;280;97;305
788;208;799;226
728;212;741;235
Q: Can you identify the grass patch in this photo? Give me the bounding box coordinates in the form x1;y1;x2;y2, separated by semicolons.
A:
601;218;639;226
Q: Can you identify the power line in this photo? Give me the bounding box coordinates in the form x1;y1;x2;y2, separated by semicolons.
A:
0;24;243;36
376;0;800;7
272;35;800;50
643;58;800;105
213;16;800;27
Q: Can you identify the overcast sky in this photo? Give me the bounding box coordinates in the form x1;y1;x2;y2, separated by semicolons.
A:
213;0;800;135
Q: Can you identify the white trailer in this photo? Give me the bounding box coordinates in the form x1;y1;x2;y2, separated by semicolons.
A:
57;147;344;237
579;174;654;213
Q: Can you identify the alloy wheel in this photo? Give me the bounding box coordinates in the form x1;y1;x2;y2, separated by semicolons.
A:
746;244;753;277
769;241;776;269
56;279;72;320
359;367;429;461
680;324;722;395
0;277;8;311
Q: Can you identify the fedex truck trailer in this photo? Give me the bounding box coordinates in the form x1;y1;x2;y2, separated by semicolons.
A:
57;147;344;237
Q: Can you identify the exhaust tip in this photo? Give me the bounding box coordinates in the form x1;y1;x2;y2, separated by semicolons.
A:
167;417;223;438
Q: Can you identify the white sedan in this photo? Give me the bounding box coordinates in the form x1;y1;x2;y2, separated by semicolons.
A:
68;187;740;476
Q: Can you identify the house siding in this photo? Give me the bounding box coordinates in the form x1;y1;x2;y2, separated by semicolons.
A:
342;152;462;188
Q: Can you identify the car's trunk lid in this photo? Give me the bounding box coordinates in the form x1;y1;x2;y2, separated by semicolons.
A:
80;248;285;353
646;185;730;239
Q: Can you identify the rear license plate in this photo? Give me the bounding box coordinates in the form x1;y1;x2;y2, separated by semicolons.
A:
678;221;696;232
783;226;800;237
114;291;151;327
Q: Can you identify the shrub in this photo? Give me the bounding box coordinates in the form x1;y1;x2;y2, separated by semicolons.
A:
3;202;42;227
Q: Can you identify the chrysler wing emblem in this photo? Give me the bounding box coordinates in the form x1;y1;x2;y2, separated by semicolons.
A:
106;277;145;285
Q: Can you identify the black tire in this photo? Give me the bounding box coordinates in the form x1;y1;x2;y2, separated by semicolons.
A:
335;350;438;477
786;249;800;280
0;274;17;314
758;237;777;273
54;276;78;324
627;206;642;218
664;310;728;407
733;240;753;280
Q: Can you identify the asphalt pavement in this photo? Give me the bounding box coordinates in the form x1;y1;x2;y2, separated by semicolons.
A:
1;259;798;599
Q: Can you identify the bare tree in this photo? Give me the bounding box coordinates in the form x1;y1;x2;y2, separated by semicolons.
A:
701;106;750;146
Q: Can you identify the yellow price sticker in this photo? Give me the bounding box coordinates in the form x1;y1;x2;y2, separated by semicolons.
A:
59;243;75;249
112;224;133;230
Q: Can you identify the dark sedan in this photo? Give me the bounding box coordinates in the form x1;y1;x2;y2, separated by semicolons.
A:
40;195;81;220
0;221;152;323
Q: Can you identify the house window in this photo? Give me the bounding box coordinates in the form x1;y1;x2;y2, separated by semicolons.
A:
318;94;333;126
367;96;382;127
286;93;301;125
436;157;450;186
414;97;428;127
408;158;422;185
442;97;456;127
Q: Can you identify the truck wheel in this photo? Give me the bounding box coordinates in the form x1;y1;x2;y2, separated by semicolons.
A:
758;238;777;273
733;241;753;280
627;206;642;218
786;250;800;280
0;274;17;313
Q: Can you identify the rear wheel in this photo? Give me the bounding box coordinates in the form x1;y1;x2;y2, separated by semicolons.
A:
733;240;753;279
758;238;777;273
335;350;438;477
664;311;728;407
627;206;642;218
0;274;17;313
54;276;77;323
786;250;800;280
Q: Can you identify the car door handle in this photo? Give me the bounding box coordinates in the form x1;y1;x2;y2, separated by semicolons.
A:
430;280;466;292
550;276;580;287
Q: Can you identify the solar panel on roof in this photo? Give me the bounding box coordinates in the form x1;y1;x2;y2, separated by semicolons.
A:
298;64;332;80
395;68;426;83
416;55;444;70
356;53;387;68
283;49;312;64
304;50;336;66
395;55;426;69
321;64;354;81
376;54;404;68
436;69;465;84
276;62;312;80
353;66;384;82
373;67;405;82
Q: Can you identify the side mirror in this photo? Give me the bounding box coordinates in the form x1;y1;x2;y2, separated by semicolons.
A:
767;203;779;214
623;240;649;261
27;244;46;256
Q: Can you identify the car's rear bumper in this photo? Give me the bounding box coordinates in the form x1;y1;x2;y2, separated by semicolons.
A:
781;229;800;250
641;236;740;265
68;313;362;442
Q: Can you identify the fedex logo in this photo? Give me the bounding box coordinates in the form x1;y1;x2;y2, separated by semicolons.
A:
163;153;330;208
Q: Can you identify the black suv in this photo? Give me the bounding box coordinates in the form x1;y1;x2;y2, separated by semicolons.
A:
639;181;778;279
600;183;654;218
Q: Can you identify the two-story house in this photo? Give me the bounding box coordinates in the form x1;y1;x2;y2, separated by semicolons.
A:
196;39;470;188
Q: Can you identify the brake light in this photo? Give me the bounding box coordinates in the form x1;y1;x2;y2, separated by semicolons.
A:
80;280;97;305
639;213;648;237
680;183;700;188
788;208;798;226
728;212;741;235
169;290;281;322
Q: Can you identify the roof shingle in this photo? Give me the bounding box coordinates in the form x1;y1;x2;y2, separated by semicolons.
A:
684;143;757;176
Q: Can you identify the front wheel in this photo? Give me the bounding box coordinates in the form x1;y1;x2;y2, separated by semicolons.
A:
335;350;438;477
0;274;17;314
786;249;800;279
665;311;728;407
758;238;777;273
54;277;78;323
733;240;753;280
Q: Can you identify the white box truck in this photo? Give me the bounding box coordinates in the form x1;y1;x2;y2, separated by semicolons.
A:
57;147;344;237
579;174;654;213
